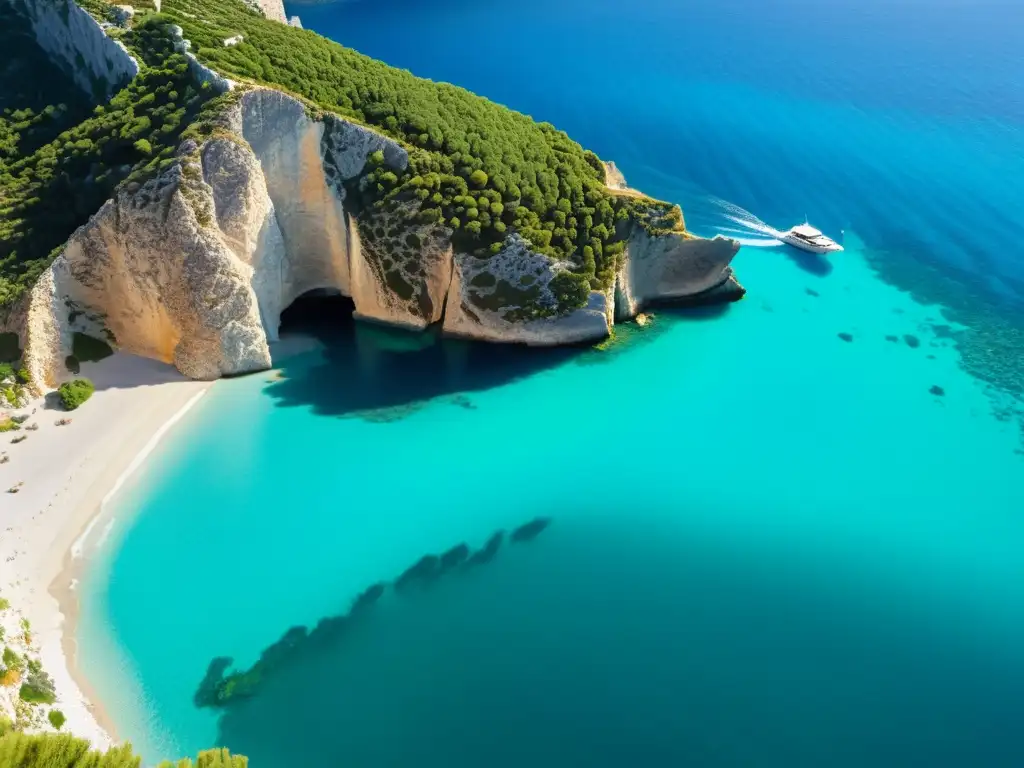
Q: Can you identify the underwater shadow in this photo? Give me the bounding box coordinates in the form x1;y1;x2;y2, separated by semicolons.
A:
193;516;554;711
784;245;834;277
266;295;583;420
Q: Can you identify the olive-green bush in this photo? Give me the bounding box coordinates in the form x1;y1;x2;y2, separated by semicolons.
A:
57;378;94;410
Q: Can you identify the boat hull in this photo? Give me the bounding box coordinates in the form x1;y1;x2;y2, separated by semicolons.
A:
779;235;844;254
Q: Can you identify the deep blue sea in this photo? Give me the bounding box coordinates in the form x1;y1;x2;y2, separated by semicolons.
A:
78;0;1024;765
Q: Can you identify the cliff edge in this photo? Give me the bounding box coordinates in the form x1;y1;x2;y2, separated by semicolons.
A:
3;0;744;388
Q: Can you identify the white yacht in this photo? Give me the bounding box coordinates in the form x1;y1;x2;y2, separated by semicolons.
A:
779;223;844;254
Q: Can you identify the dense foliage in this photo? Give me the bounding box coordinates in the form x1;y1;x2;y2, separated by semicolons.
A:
0;6;92;165
0;13;215;308
57;378;94;410
161;0;680;306
0;732;247;768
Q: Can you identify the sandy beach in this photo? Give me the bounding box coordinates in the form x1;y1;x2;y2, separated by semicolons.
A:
0;353;214;747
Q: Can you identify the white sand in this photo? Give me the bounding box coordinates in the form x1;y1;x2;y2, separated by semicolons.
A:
0;353;214;746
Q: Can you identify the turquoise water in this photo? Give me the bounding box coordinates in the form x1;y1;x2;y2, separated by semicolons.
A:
79;0;1024;765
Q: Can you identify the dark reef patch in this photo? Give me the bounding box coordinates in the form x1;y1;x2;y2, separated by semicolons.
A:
805;288;820;297
511;517;552;543
194;519;551;711
466;531;504;568
837;332;854;343
885;335;899;343
930;385;945;397
904;334;921;349
864;242;1024;447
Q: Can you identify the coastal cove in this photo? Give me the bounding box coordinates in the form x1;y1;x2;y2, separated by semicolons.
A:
0;0;1021;763
75;231;1024;765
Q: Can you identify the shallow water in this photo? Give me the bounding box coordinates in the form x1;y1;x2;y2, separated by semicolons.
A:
78;0;1024;764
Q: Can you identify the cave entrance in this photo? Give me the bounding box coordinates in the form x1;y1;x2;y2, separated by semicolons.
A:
278;289;356;342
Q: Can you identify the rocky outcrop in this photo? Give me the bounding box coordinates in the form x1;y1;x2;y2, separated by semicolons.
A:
615;230;742;319
442;236;611;345
15;0;138;101
9;81;742;382
245;0;286;23
43;139;272;381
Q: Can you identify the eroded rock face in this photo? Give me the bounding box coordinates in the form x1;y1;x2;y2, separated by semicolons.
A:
230;89;410;333
349;203;454;329
46;140;271;381
615;231;742;320
19;0;138;100
442;237;612;345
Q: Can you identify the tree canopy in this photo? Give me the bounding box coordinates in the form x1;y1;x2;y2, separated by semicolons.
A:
0;11;214;308
0;730;246;768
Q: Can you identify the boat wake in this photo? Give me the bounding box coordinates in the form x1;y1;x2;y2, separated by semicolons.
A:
711;197;785;247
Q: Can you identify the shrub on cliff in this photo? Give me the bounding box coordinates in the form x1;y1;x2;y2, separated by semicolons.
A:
0;733;248;767
19;670;56;704
2;648;22;673
58;378;95;410
46;710;65;730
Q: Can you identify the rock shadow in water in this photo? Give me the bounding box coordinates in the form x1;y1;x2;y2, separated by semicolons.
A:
267;294;581;420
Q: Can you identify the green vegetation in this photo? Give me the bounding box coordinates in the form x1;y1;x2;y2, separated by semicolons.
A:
160;0;680;312
0;596;9;610
19;668;56;704
47;710;66;730
57;378;94;410
0;13;216;309
0;733;247;768
0;4;93;161
72;332;113;362
3;648;23;672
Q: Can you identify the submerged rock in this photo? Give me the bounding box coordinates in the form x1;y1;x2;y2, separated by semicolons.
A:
194;656;233;708
929;385;946;396
466;531;504;567
394;554;441;591
350;582;386;614
805;288;820;297
511;517;552;543
904;334;921;348
837;332;854;343
885;335;899;343
439;543;470;573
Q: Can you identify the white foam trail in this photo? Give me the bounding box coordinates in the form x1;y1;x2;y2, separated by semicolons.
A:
731;237;785;248
709;195;786;246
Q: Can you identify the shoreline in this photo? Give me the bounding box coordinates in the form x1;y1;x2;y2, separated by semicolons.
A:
49;386;212;745
0;353;215;748
0;335;319;749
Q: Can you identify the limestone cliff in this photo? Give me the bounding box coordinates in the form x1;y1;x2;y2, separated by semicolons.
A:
7;24;744;383
615;230;743;320
51;138;271;382
443;236;612;346
11;0;138;100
